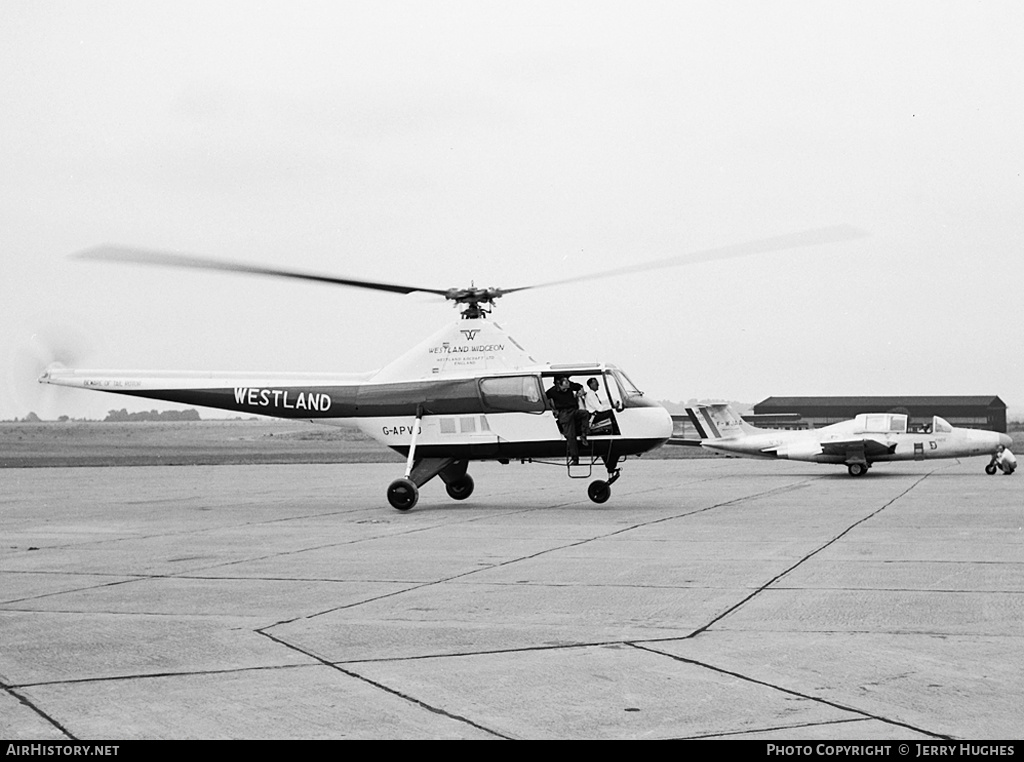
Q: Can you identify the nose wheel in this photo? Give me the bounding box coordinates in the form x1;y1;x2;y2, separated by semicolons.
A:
587;480;611;504
847;462;868;477
587;468;621;504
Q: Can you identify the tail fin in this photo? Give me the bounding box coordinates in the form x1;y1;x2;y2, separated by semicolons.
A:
685;403;758;440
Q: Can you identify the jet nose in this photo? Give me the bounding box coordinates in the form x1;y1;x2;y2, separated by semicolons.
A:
999;433;1013;449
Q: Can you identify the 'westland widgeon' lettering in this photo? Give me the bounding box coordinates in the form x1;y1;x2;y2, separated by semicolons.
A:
233;388;332;412
428;343;505;355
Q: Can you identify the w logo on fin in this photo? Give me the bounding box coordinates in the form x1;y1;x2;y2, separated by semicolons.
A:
460;329;480;341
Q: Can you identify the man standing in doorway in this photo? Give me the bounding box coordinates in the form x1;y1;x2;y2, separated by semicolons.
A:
545;375;590;464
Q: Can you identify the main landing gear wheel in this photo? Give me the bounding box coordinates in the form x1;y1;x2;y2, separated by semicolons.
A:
387;478;419;511
847;463;868;477
985;463;998;475
587;480;611;504
445;474;475;500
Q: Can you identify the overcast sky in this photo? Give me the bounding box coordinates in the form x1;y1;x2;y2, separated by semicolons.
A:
3;0;1022;421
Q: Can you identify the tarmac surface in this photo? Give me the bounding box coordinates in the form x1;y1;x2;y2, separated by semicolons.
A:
1;457;1020;740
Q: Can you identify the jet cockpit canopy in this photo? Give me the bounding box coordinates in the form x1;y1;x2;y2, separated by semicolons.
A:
854;413;908;434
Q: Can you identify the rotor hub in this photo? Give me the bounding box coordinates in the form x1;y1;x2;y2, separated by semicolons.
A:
445;286;504;318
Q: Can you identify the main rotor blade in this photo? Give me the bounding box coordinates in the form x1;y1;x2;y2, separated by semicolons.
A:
75;245;452;297
500;224;868;295
76;224;867;306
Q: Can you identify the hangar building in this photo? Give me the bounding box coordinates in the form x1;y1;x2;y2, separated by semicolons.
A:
749;396;1008;433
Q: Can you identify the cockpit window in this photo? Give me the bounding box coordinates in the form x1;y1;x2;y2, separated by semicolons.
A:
863;414;887;432
933;416;952;434
479;375;545;413
612;370;643;398
859;414;908;433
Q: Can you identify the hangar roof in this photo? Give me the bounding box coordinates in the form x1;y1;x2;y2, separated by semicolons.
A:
755;395;1006;411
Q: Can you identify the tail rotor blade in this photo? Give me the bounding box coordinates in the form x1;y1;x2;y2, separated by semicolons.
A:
10;322;98;419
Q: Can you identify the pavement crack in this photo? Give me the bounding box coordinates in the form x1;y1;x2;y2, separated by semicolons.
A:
1;680;77;739
11;663;320;690
1;576;152;606
257;629;511;738
627;642;952;739
677;716;870;740
259;477;837;629
688;471;937;637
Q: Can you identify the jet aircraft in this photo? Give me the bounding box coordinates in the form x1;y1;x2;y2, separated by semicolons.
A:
671;403;1012;476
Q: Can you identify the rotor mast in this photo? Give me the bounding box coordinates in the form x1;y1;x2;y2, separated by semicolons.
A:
445;284;504;319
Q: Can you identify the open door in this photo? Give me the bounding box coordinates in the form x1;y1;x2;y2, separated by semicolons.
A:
588;372;622;436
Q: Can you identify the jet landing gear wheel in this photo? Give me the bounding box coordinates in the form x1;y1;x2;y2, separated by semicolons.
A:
387;478;419;511
985;463;998;475
587;480;611;504
847;463;868;477
445;474;475;501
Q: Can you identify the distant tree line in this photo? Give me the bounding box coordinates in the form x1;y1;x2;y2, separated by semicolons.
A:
103;409;202;422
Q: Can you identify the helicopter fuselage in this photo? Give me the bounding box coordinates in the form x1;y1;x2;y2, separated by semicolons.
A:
40;365;671;462
39;317;672;509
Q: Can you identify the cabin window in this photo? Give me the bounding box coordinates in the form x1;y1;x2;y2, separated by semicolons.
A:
479;375;545;413
934;417;952;433
889;415;907;433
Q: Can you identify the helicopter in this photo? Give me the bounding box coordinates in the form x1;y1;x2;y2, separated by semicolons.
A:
38;226;863;510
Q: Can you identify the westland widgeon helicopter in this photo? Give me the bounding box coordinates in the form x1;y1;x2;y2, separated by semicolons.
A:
39;226;863;510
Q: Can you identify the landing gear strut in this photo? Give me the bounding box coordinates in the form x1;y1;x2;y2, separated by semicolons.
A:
386;413;475;511
389;407;426;511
